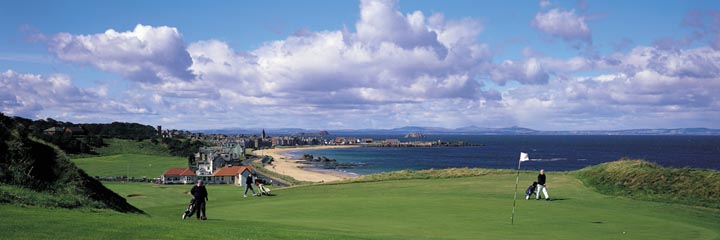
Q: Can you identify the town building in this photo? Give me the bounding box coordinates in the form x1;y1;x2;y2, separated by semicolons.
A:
43;127;64;135
161;168;196;184
161;166;253;186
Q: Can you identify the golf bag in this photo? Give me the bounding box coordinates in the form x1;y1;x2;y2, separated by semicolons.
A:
181;197;196;219
255;178;273;196
525;181;538;199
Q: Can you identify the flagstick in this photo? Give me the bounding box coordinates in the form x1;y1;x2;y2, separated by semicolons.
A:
511;157;521;225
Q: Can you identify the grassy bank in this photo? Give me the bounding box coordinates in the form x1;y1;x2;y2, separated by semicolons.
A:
249;161;309;185
344;167;518;183
70;139;170;158
0;184;104;209
576;159;720;209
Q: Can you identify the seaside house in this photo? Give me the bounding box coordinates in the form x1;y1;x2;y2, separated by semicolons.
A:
385;139;401;145
161;168;196;184
64;126;86;135
43;127;64;135
193;146;244;175
211;166;253;186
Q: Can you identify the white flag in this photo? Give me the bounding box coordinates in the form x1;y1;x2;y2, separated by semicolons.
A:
519;152;530;162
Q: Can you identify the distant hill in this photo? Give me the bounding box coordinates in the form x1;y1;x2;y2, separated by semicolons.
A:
0;113;143;213
196;126;720;135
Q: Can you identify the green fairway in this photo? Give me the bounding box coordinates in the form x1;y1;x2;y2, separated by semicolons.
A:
1;172;718;239
71;154;186;178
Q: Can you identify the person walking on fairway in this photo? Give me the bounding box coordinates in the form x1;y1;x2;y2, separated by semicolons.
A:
244;172;256;197
536;169;551;201
191;180;208;220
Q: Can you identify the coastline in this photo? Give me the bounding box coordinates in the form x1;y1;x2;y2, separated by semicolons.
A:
256;145;361;183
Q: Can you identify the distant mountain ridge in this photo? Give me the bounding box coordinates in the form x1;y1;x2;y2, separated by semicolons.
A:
197;126;720;136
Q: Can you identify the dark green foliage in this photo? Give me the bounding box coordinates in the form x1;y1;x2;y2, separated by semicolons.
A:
81;122;157;140
576;159;720;209
36;131;94;154
89;138;170;157
161;137;205;157
6;115;157;154
0;113;143;213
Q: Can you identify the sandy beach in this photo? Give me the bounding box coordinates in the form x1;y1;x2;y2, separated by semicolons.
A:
256;145;360;183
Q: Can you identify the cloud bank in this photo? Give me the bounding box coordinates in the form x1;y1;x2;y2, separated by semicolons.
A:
2;0;719;130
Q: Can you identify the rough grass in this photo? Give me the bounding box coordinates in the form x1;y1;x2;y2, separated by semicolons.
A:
249;161;309;185
576;158;720;209
0;184;104;209
92;139;171;157
343;167;518;183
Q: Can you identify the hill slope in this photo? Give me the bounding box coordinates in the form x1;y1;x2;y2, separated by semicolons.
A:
577;159;720;208
0;114;142;213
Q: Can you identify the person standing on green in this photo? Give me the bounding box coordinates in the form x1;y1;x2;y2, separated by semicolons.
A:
191;180;208;220
244;172;256;197
536;169;551;201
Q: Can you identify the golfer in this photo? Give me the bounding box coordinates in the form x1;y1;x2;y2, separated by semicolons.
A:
191;180;208;220
244;172;256;197
536;169;551;201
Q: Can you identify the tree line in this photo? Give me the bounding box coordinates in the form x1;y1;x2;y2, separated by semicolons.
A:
3;114;204;157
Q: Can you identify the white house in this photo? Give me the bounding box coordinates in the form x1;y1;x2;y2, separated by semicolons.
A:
161;168;196;184
211;166;253;186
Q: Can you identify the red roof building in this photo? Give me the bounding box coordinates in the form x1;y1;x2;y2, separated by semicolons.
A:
163;168;196;176
161;168;196;184
212;166;252;176
212;166;253;186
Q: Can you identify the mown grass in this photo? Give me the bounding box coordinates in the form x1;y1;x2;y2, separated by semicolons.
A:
72;154;186;178
576;159;720;209
2;172;719;239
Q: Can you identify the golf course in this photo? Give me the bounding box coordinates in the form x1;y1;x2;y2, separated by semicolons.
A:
2;158;719;239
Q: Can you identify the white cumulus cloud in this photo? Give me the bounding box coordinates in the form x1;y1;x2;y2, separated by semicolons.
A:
532;8;591;44
48;24;194;83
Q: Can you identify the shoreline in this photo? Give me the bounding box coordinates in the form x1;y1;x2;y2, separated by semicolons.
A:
255;145;361;183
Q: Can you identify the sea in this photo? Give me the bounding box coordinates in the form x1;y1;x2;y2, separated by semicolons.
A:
286;135;720;175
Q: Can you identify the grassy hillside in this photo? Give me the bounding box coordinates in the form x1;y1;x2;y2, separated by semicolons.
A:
88;138;172;157
1;171;719;239
0;114;142;213
576;159;720;209
72;154;187;179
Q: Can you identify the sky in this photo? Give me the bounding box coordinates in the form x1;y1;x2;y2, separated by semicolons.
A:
1;0;720;131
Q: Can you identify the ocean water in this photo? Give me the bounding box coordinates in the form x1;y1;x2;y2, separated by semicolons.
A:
287;135;720;175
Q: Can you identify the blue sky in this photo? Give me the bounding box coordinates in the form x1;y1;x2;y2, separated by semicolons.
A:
2;0;720;130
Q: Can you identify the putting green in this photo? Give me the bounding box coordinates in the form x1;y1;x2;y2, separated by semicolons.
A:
1;172;718;239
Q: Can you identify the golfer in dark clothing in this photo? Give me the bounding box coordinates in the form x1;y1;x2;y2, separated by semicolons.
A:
244;172;256;197
536;169;551;200
191;180;208;220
